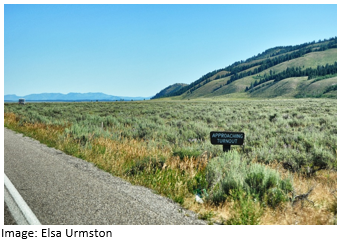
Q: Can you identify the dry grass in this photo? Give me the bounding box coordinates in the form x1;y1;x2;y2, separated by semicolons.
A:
260;169;337;225
184;198;234;224
4;112;65;147
81;137;162;175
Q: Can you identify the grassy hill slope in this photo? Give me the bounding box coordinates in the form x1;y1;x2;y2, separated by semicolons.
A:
154;37;337;100
151;83;188;99
209;48;337;98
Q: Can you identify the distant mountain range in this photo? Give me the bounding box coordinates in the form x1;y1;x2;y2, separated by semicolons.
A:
4;92;151;101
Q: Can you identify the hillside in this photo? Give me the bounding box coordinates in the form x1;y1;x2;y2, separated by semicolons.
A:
151;83;188;99
153;37;337;99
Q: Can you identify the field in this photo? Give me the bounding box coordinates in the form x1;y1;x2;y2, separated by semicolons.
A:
4;99;337;224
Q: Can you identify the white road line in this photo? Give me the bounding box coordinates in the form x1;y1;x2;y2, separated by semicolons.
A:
4;173;41;225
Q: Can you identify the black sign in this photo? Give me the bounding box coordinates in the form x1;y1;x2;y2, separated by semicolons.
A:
210;131;244;148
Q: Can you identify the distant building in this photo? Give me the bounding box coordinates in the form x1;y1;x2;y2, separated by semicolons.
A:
19;98;25;105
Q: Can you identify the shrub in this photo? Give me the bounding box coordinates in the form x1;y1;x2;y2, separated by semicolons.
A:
206;151;293;207
308;145;336;174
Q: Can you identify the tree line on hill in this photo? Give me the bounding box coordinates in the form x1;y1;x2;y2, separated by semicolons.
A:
244;37;337;62
245;62;337;92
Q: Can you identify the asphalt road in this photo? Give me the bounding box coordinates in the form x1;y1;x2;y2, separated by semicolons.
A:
4;128;206;225
4;203;17;225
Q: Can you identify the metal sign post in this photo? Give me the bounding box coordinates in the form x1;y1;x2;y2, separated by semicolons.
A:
223;144;231;152
210;131;245;152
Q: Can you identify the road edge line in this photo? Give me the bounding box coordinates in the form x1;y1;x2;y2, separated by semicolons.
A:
4;173;41;225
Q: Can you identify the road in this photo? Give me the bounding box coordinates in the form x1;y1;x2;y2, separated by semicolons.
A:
4;128;206;225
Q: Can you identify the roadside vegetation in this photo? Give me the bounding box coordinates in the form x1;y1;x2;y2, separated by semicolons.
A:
4;98;337;224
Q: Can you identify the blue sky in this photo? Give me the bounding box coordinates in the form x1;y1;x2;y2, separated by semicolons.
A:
4;4;337;97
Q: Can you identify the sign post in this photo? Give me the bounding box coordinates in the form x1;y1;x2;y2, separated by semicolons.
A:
210;131;245;152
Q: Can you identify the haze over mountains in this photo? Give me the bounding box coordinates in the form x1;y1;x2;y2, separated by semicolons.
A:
4;92;150;101
152;37;337;100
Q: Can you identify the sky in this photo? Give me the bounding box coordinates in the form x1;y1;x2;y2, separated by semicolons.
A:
3;3;338;97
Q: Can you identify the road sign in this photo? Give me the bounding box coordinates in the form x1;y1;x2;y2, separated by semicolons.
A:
210;131;245;152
